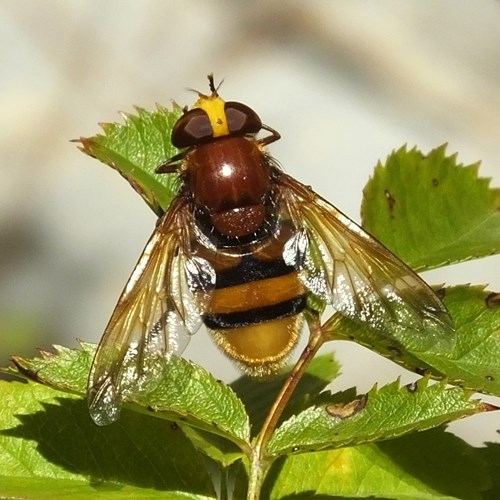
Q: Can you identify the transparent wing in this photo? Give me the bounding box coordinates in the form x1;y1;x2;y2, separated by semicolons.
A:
279;174;454;350
87;198;215;425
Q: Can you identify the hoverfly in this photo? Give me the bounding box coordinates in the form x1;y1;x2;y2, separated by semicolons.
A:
88;75;453;426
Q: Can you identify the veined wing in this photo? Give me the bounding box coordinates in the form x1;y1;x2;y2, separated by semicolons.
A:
279;174;454;351
87;197;215;425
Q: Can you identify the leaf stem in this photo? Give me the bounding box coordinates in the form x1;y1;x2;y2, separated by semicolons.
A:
247;314;325;499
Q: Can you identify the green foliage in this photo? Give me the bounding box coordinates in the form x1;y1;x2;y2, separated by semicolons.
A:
325;285;500;397
268;378;484;456
231;353;341;433
418;285;500;394
266;429;493;499
12;343;250;447
2;105;499;498
77;105;183;215
362;144;500;271
0;382;214;499
2;350;494;499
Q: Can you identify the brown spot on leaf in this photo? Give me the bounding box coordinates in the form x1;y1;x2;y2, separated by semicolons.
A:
384;189;396;213
415;367;428;376
432;178;439;187
10;356;41;383
387;346;402;357
406;381;418;393
486;292;500;309
326;394;367;419
170;422;179;430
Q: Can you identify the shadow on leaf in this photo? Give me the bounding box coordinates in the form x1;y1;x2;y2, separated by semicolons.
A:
479;437;500;500
2;396;214;495
231;353;341;433
263;427;493;499
375;428;491;499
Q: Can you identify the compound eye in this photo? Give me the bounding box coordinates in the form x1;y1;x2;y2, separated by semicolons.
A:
171;108;212;148
225;101;262;135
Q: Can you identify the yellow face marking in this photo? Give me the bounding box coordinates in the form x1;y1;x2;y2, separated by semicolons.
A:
194;95;229;138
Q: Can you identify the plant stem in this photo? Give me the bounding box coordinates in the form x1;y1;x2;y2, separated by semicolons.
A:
246;315;325;499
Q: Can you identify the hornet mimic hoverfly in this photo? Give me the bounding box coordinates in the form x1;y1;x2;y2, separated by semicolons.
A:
88;75;453;426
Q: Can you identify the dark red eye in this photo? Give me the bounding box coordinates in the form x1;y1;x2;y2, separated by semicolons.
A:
171;108;213;148
171;101;263;149
225;102;262;135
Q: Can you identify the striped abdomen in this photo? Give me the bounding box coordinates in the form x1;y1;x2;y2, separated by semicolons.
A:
202;247;306;377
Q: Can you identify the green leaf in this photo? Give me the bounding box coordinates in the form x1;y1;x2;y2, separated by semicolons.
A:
10;343;251;448
78;105;183;215
0;381;215;499
266;428;491;499
362;144;500;270
418;285;500;395
132;356;250;446
268;378;487;456
325;285;500;396
231;353;341;434
10;342;93;393
178;426;244;468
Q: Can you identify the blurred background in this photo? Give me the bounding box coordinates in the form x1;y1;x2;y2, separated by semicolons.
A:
1;1;499;445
